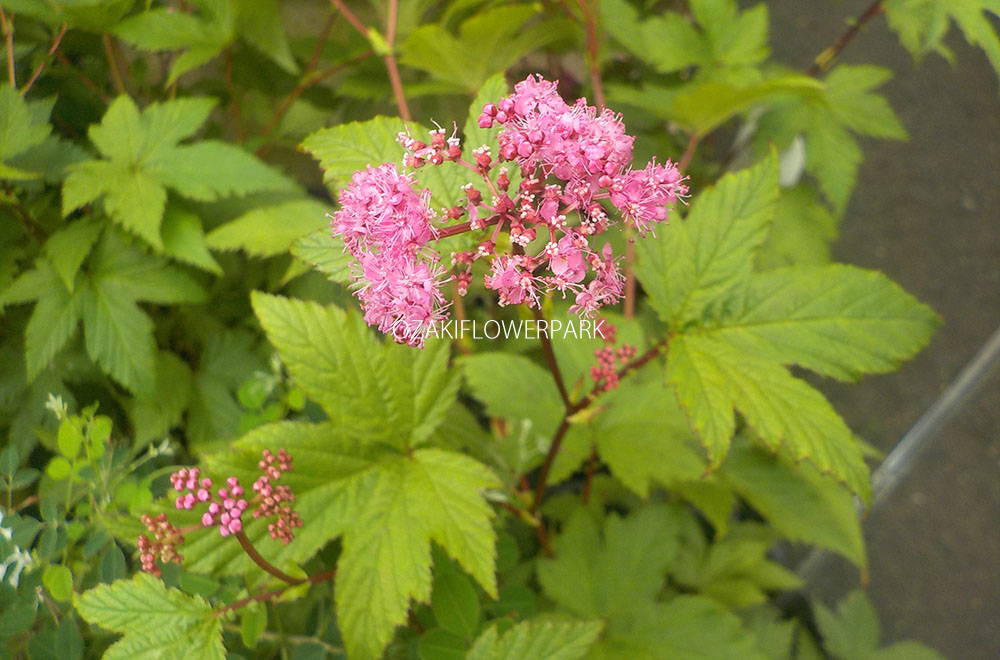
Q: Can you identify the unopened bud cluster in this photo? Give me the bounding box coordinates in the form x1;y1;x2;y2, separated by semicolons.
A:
137;513;184;577
589;320;637;392
168;449;301;543
330;74;688;347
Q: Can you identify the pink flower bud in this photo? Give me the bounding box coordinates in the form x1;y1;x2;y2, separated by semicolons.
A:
202;512;214;527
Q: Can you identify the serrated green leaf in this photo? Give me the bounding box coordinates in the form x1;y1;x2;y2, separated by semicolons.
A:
824;66;908;140
75;573;224;660
431;564;480;637
130;351;193;443
206;199;330;257
0;84;51;163
161;205;223;275
467;619;603;660
25;279;83;381
290;228;353;283
538;505;682;619
336;448;499;660
80;278;156;396
113;7;228;82
400;7;565;93
44;218;103;292
666;333;869;498
300;116;474;208
421;628;467;660
251;292;457;443
463;352;564;442
90;228;207;305
64;96;291;251
814;590;881;659
635;153;779;326
234;0;298;73
701;265;940;381
588;595;770;660
721;442;865;569
599;0;706;74
153;141;295;201
886;0;1000;82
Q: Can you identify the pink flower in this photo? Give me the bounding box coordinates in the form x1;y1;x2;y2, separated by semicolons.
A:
609;160;688;235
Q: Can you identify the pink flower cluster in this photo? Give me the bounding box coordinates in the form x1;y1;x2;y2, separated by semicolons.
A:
168;449;302;544
330;164;449;348
329;74;688;347
589;320;637;392
138;513;184;577
251;449;302;545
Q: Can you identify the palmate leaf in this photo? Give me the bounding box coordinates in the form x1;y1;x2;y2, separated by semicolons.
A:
636;154;936;498
63;96;293;250
539;507;767;660
75;573;224;660
886;0;1000;83
0;85;51;168
599;0;768;75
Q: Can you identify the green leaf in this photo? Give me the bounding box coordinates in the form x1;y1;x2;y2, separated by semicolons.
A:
814;590;881;659
463;352;564;442
467;619;603;660
400;7;567;94
588;595;770;660
538;505;682;620
886;0;1000;83
153;141;295;201
0;84;51;164
300;116;474;207
129;351;193;443
300;116;407;191
113;7;229;83
421;628;467;660
240;603;267;649
635;153;779;326
207;199;330;257
721;442;865;569
563;373;707;497
666;333;870;498
701;265;940;381
64;96;291;250
431;569;480;638
160;205;223;275
335;448;499;660
43;218;103;292
251;292;457;443
290;228;353;283
757;185;838;269
234;0;297;73
25;277;82;381
43;564;74;601
89;228;207;305
75;573;224;660
80;277;156;396
670;75;824;135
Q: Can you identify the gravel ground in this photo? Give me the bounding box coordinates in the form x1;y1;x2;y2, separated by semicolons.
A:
766;2;1000;658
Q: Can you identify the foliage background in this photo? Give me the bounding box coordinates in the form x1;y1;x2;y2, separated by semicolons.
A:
0;0;997;659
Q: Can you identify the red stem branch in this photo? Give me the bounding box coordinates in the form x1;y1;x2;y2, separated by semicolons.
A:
807;0;887;77
235;531;307;586
20;23;66;95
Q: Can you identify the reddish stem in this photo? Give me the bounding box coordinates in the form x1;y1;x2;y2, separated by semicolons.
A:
214;568;336;616
808;0;886;77
575;0;606;108
532;306;571;408
1;9;14;87
20;23;66;95
235;531;307;586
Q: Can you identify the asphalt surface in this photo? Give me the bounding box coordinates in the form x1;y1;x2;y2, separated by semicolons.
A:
767;2;1000;658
